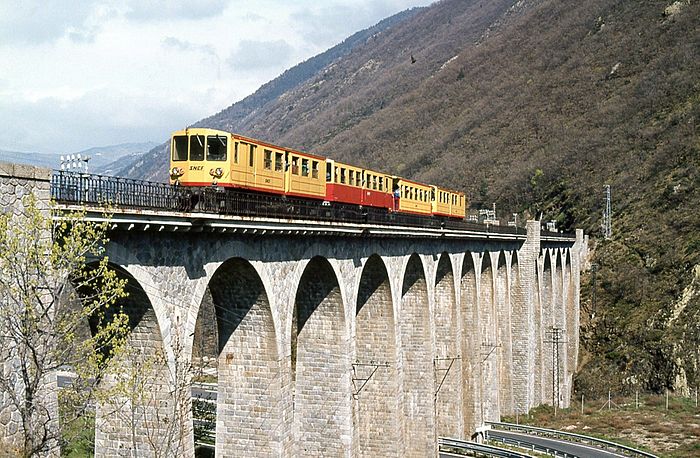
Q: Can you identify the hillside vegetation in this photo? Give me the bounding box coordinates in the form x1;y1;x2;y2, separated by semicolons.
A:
121;0;700;397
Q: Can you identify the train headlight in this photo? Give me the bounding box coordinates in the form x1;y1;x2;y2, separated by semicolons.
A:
209;167;224;179
170;167;185;179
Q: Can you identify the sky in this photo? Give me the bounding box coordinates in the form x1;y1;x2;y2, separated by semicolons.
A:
0;0;434;154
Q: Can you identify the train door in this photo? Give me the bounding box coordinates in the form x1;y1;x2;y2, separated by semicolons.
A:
391;177;400;211
242;142;256;187
231;141;244;187
284;151;291;193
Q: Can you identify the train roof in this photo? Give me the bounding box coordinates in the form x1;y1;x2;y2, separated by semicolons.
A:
172;128;326;161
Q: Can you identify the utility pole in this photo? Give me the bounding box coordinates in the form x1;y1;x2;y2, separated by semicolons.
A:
602;185;612;239
544;327;565;417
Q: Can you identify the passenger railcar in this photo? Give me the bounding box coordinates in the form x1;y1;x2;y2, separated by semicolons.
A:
169;128;466;219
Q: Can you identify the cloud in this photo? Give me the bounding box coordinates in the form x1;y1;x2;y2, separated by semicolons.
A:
0;0;99;45
125;0;231;21
162;37;217;56
0;89;202;153
291;0;433;45
227;40;294;72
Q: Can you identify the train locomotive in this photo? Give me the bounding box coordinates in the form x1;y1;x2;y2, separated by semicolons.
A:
169;128;466;220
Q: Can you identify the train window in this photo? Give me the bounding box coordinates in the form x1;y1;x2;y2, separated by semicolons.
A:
379;177;384;191
249;145;255;167
312;161;319;179
334;167;339;183
339;168;345;183
172;136;187;161
264;150;272;170
234;142;239;163
292;157;299;175
349;170;355;186
206;135;227;161
302;159;309;177
275;152;283;171
373;176;378;190
190;135;205;161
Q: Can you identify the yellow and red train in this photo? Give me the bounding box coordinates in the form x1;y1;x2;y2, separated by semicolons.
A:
169;128;466;219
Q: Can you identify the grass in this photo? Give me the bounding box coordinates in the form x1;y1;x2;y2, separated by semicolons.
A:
502;393;700;458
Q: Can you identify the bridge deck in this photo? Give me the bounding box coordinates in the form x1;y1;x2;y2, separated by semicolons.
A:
57;203;574;243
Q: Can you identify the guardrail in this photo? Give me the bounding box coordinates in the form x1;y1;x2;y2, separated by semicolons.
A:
439;437;534;457
486;422;657;458
50;170;575;239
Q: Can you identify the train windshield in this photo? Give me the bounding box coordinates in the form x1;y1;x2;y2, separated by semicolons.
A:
172;136;188;161
190;135;205;161
207;135;227;161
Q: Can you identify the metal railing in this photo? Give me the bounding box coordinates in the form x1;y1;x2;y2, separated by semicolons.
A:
439;437;534;457
486;422;657;458
50;170;575;238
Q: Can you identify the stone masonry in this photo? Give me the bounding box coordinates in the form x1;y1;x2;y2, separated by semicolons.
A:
0;162;58;457
0;164;585;457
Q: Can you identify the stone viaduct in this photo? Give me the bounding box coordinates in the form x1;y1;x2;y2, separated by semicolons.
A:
0;163;586;457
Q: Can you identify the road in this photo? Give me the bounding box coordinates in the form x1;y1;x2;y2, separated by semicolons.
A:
489;430;628;458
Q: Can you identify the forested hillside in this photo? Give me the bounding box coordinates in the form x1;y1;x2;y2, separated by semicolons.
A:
121;0;700;398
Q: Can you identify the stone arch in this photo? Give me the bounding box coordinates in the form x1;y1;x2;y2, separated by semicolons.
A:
434;253;461;438
353;254;400;457
399;253;434;457
563;249;576;406
496;251;514;416
508;249;533;415
91;263;172;458
540;251;555;406
292;256;350;456
193;257;280;456
553;250;565;408
459;252;479;434
479;253;499;422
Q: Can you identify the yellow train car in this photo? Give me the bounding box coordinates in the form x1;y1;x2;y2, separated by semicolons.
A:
395;178;433;215
286;150;326;198
170;128;325;200
432;186;467;219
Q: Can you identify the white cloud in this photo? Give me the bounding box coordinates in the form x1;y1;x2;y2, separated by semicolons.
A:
124;0;231;21
0;0;98;45
0;0;435;153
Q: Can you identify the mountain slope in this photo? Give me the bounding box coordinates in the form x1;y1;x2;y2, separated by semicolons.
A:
120;0;700;397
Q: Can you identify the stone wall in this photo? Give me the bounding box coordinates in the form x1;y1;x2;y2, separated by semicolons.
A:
0;162;56;456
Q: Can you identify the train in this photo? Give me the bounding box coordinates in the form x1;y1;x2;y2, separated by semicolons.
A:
169;127;466;220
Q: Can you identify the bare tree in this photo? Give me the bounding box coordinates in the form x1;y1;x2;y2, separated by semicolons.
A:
0;195;129;457
99;316;194;457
